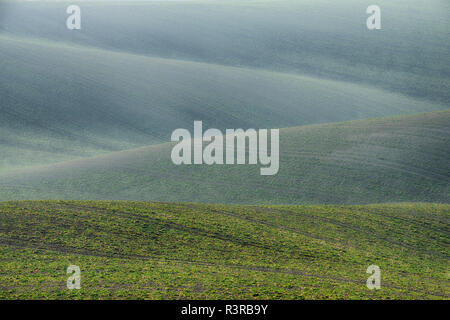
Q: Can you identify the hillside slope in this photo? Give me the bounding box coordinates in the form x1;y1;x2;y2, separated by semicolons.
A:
0;201;448;299
1;35;444;172
1;111;448;204
1;0;449;104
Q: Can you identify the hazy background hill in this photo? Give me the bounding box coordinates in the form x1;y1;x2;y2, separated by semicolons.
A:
1;35;444;172
1;111;448;204
1;0;449;104
0;0;448;203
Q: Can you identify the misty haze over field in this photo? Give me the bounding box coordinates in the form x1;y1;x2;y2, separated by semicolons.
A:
0;0;449;301
0;0;448;203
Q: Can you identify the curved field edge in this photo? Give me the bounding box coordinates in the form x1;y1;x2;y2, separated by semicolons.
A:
0;200;448;299
1;110;448;204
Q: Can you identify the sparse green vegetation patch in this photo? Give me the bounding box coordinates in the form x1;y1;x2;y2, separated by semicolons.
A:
0;201;448;299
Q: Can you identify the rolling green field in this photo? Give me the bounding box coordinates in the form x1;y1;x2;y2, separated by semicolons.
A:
1;0;449;172
0;201;448;299
1;0;449;104
1;111;448;204
0;1;448;301
1;34;445;172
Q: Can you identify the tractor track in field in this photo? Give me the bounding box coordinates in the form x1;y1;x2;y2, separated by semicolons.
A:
47;203;351;261
1;202;449;298
55;204;278;252
5;203;449;282
0;203;279;252
176;203;449;259
0;239;448;299
239;206;450;259
3;201;448;259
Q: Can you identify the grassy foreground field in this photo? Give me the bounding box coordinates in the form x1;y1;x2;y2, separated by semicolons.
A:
0;201;448;299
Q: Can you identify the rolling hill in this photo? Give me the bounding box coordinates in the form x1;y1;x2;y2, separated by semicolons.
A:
1;34;445;172
1;0;448;173
1;111;448;204
1;0;449;104
0;1;448;301
0;200;448;299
